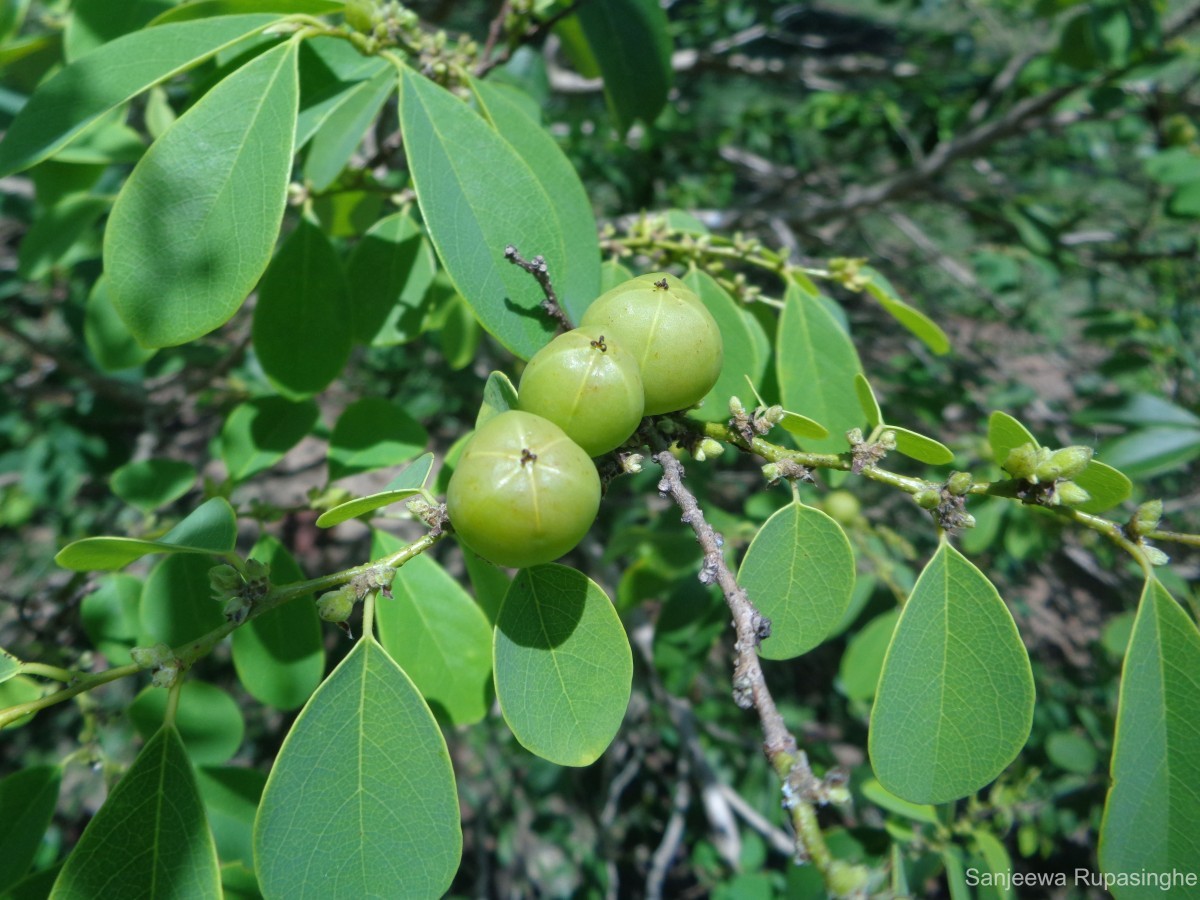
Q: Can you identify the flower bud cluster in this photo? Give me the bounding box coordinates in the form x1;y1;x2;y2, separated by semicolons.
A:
130;642;180;688
209;559;271;624
1001;442;1094;508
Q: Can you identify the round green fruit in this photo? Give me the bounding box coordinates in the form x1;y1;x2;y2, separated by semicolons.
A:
517;326;644;456
580;273;723;415
446;410;601;568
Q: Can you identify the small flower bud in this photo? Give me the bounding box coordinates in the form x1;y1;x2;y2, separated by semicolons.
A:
826;860;870;896
1143;545;1170;567
1131;499;1163;536
826;784;851;805
878;430;897;451
761;405;785;426
620;453;643;474
761;463;782;483
946;471;973;496
914;489;941;510
244;559;271;582
152;664;179;689
959;512;977;529
208;564;242;596
131;642;173;669
1002;443;1040;480
846;427;864;445
699;438;725;458
317;588;355;624
729;396;746;417
1048;446;1093;480
1055;481;1091;507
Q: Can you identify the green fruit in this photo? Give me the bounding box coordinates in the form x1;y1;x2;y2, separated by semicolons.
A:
823;490;861;526
517;326;644;456
580;272;723;416
446;410;601;568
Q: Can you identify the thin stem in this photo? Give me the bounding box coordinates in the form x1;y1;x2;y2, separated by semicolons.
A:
0;664;140;729
163;678;183;726
18;662;75;682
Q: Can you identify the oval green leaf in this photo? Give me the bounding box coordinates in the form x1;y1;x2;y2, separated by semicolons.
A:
316;453;434;527
854;373;882;428
778;410;830;440
110;458;197;512
56;497;237;571
987;410;1039;467
105;39;300;347
347;210;437;346
870;542;1034;804
376;552;493;726
231;535;324;710
139;552;228;646
777;283;864;452
195;766;266;869
889;425;955;466
838;607;899;702
152;0;341;25
0;14;282;176
254;636;461;899
0;649;21;684
493;564;632;766
683;267;763;422
400;66;570;360
49;726;221;900
1072;459;1132;514
862;267;951;355
737;501;856;660
0;765;61;892
252;215;352;398
476;370;519;429
131;680;245;766
1099;578;1200;890
469;78;600;324
220;395;320;483
80;573;143;662
84;275;158;372
859;777;938;825
327;396;428;481
302;66;395;190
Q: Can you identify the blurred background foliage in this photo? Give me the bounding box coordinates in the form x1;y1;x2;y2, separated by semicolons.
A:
1;0;1198;896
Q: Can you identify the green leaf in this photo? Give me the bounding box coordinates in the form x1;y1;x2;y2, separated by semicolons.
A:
0;14;282;176
777;284;864;452
870;542;1034;804
315;452;434;527
476;370;519;429
777;411;830;440
80;574;143;662
139;553;228;647
1045;730;1099;775
0;765;61;892
252;215;352;397
0;677;40;729
302;66;394;190
131;681;245;766
219;396;319;483
0;649;20;684
105;39;300;348
254;636;461;899
469;78;600;324
16;193;107;280
737;501;856;660
1099;579;1200;890
889;426;955;465
347;210;436;346
1168;180;1200;218
838;607;899;702
987;410;1039;467
64;0;175;61
862;267;950;355
49;726;221;900
195;766;266;869
683;268;763;421
854;373;882;428
1072;459;1132;514
110;458;197;512
1100;426;1200;479
493;564;632;766
294;37;389;147
56;497;237;571
400;66;572;360
376;552;493;726
84;276;157;372
859;778;937;825
967;830;1015;900
571;0;672;131
327;396;429;481
231;535;324;710
151;0;341;25
600;259;635;290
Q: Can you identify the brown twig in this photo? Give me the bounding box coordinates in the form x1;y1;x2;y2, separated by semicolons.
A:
651;448;836;868
504;244;573;331
474;0;589;78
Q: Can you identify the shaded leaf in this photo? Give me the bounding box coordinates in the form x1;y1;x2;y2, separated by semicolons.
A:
494;565;632;766
231;535;324;710
870;542;1034;803
254;636;461;899
347;210;436;346
50;727;220;899
105;39;299;347
0;766;61;892
196;766;266;869
17;193;107;280
151;0;341;25
1099;579;1200;891
64;0;175;61
315;453;434;527
571;0;672;131
838;607;899;702
889;426;955;465
302;66;395;190
862;267;950;355
252;215;352;398
84;277;157;372
476;370;519;429
737;501;856;660
131;681;245;766
110;458;196;512
139;552;228;647
80;574;142;662
327;397;428;481
220;396;319;483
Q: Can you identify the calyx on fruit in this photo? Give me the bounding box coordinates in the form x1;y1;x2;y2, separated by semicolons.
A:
446;410;600;568
517;326;644;456
580;272;723;416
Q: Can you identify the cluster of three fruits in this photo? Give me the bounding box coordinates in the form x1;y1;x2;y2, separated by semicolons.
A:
447;274;724;568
